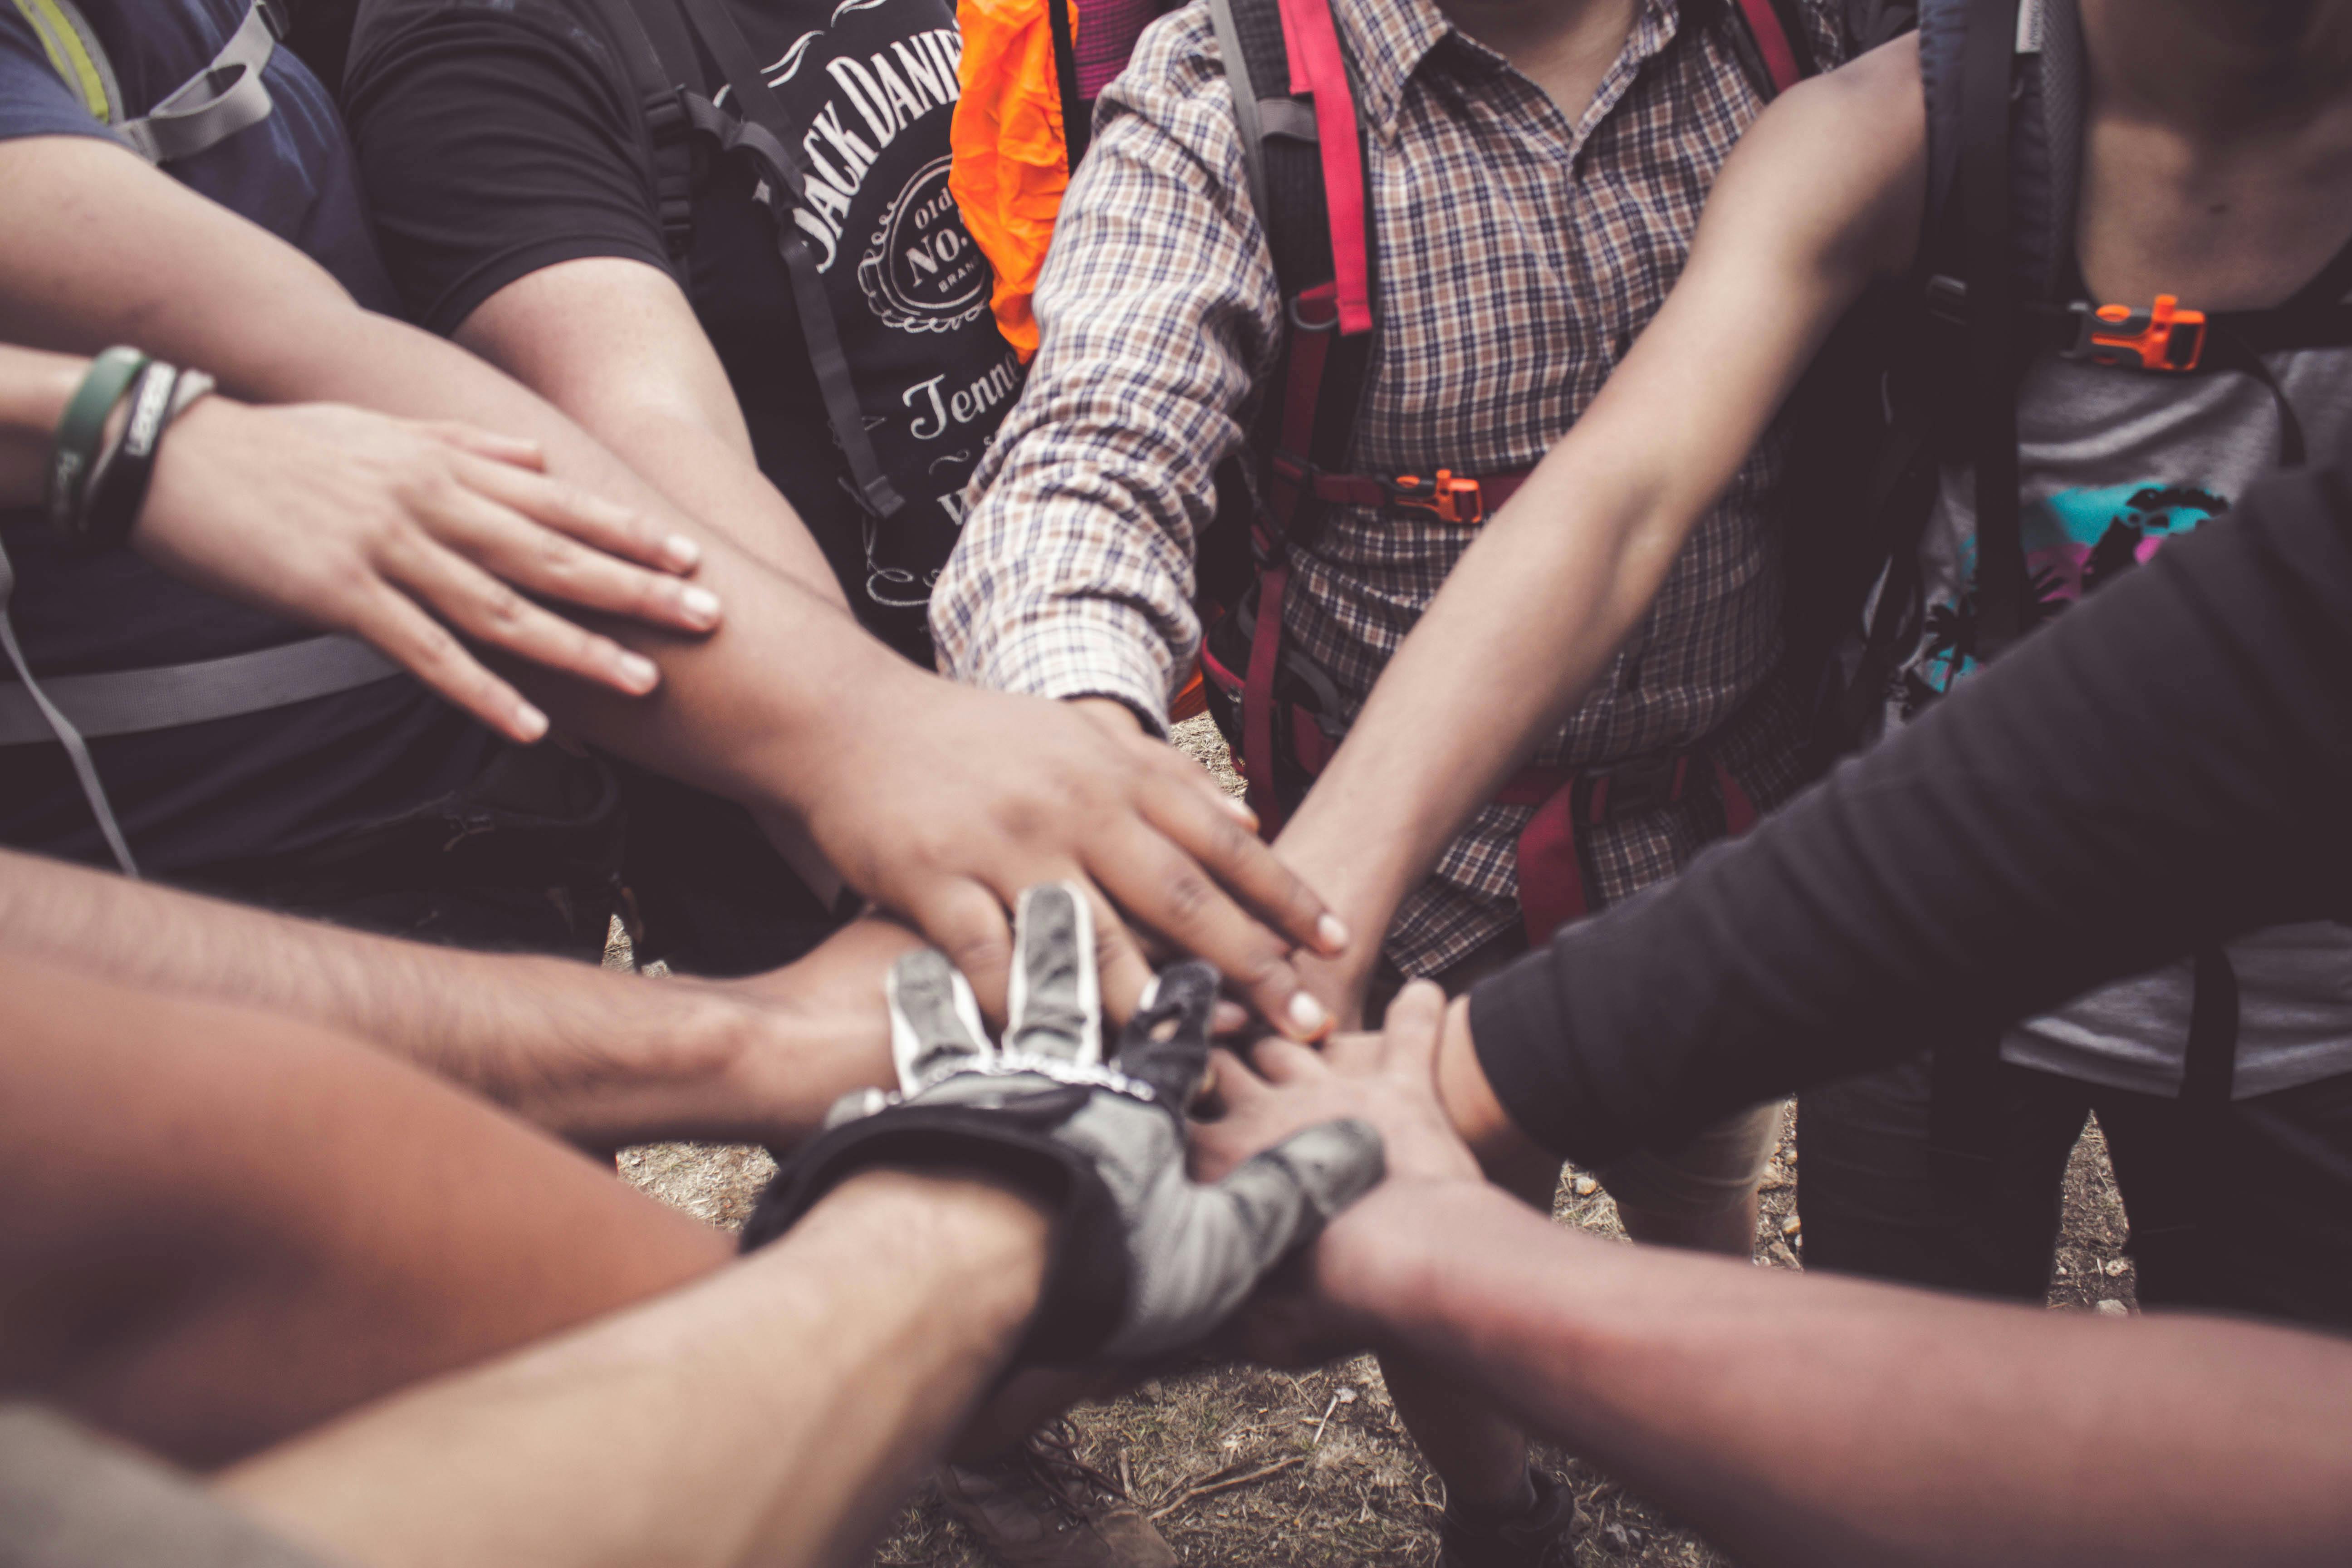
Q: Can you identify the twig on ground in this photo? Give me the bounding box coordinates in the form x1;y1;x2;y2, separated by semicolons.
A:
1145;1455;1308;1522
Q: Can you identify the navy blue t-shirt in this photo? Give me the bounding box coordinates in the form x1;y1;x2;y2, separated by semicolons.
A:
0;0;489;873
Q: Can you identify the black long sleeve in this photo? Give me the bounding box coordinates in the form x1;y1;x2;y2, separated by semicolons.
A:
1470;460;2352;1166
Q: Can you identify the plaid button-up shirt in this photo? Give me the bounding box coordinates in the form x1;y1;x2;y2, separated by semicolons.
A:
934;0;1843;974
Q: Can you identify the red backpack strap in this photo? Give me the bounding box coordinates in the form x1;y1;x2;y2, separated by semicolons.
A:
1209;0;1377;531
1726;0;1821;99
1205;0;1377;829
1271;0;1372;334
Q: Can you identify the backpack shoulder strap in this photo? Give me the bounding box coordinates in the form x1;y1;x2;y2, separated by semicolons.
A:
16;0;288;165
1209;0;1366;322
12;0;123;122
577;0;703;263
1209;0;1375;525
1046;0;1089;167
1914;0;2033;658
1724;0;1819;100
650;0;906;516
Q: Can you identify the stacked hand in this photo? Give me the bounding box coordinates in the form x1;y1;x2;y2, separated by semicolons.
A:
745;883;1385;1362
136;398;720;743
1187;980;1490;1362
798;691;1350;1040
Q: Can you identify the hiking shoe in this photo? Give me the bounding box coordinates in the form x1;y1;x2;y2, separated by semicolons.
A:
1436;1467;1578;1568
939;1420;1177;1568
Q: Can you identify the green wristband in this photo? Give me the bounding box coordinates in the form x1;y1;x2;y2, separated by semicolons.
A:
47;347;150;540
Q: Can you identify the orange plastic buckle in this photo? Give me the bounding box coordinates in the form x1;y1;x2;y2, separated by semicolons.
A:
2068;294;2208;372
1388;470;1485;524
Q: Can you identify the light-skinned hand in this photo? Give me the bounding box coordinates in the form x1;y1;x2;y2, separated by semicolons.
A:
133;398;720;743
1188;981;1488;1363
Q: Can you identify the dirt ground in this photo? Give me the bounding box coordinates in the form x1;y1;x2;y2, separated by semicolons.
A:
617;717;2142;1568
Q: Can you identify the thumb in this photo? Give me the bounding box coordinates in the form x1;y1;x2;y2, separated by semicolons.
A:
1216;1118;1387;1244
1104;1119;1385;1360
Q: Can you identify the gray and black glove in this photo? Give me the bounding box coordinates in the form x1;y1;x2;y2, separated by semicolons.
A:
743;882;1384;1363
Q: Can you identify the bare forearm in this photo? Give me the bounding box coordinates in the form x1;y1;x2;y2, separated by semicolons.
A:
1273;54;1923;944
566;399;844;603
0;137;906;823
222;1170;1050;1568
145;286;904;812
0;846;811;1145
1335;1185;2352;1568
451;258;847;602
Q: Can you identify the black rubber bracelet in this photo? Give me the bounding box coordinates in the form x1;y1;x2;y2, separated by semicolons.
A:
45;347;148;538
78;362;181;552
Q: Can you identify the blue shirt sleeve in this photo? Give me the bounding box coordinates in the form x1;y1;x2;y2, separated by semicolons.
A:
0;10;124;144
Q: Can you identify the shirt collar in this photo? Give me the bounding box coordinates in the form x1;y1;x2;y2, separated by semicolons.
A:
1337;0;1685;144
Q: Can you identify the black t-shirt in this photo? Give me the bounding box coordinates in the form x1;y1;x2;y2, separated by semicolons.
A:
343;0;1024;659
1468;459;2352;1168
0;0;490;874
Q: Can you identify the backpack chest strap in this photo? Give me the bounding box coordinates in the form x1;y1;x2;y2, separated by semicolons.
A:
1270;463;1529;527
120;0;286;164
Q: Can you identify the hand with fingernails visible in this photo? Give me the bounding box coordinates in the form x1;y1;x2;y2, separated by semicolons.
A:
133;397;719;743
799;691;1350;1046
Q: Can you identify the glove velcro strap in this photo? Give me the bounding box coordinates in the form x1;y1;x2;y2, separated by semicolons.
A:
745;1090;1136;1363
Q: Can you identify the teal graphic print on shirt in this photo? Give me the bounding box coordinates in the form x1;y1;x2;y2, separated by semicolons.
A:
1903;480;2232;715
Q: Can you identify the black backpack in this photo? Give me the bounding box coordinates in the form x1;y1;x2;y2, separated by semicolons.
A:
1860;0;2352;1175
584;0;917;522
1822;0;2352;752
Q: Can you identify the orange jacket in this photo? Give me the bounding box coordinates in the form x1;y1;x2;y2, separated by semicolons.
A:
950;0;1072;361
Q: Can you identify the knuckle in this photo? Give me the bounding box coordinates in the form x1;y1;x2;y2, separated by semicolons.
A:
478;584;530;631
323;554;378;601
1230;945;1289;992
948;930;1012;975
1201;812;1255;866
1157;866;1219;929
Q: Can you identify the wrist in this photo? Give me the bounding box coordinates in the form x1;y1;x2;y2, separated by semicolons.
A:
1068;693;1152;737
1311;1179;1490;1343
446;960;775;1147
802;1167;1054;1333
1434;994;1561;1203
1274;808;1417;949
733;608;924;823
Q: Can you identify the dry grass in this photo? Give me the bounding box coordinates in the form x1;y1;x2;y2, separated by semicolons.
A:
616;717;2141;1566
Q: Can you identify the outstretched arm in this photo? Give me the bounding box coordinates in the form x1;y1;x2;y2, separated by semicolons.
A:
1442;453;2352;1183
222;887;1385;1568
1196;988;2352;1568
1273;37;1927;1014
450;258;847;600
222;1170;1051;1568
1327;1181;2352;1568
0;843;913;1151
0;132;1343;1031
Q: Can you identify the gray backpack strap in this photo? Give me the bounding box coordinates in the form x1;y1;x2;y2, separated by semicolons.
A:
0;632;403;748
104;0;287;165
0;534;138;875
2034;0;2083;304
0;520;408;880
1206;0;1272;233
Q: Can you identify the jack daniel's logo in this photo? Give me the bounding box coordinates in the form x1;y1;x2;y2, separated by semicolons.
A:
779;26;968;272
858;156;990;332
